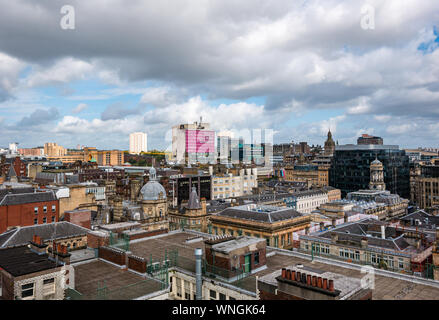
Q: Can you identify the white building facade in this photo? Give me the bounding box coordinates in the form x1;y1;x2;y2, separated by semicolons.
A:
129;132;148;154
212;168;258;199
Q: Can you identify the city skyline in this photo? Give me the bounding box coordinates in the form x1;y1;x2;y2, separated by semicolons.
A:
0;1;438;150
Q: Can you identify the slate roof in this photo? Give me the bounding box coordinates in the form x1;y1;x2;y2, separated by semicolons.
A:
0;190;57;206
0;245;61;277
0;187;35;202
313;218;414;252
217;206;303;223
0;221;89;248
400;210;439;227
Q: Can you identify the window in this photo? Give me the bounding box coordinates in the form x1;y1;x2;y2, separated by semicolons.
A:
51;216;55;223
52;205;56;212
210;289;217;300
43;278;55;295
229;296;236;300
43;217;47;224
43;206;47;213
34;207;38;214
21;283;34;298
219;293;226;300
34;218;38;225
254;252;260;265
398;258;404;270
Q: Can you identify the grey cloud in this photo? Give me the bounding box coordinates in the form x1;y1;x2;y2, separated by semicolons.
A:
100;102;141;121
16;107;60;127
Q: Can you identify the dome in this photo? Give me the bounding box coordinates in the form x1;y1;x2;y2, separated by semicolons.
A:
139;167;166;201
371;158;382;166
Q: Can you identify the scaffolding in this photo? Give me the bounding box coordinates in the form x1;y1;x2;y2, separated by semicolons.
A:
146;248;179;290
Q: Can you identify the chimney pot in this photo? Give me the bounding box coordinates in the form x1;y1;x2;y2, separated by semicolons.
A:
296;271;301;281
301;273;306;283
329;279;334;292
306;274;311;286
323;278;328;290
291;271;296;281
317;277;322;288
312;276;317;287
282;268;286;279
286;269;291;280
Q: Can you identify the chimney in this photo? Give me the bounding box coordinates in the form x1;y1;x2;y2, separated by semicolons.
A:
329;279;334;292
195;248;203;300
296;271;301;281
306;274;311;286
317;277;322;288
301;273;306;284
312;276;317;287
323;278;328;290
381;225;385;239
282;268;286;278
291;270;296;281
29;235;47;255
55;244;71;265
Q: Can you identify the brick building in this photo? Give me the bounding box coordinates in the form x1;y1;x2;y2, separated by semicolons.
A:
0;189;59;233
64;209;92;229
204;236;267;281
0;238;67;300
0;156;27;178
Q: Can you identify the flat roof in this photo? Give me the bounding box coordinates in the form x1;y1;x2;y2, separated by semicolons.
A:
73;260;163;300
127;231;439;299
336;144;400;151
0;245;61;277
211;236;264;254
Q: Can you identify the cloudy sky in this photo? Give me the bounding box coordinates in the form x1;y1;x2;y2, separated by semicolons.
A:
0;0;438;150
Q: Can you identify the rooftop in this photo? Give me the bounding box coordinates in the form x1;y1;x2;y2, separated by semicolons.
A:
72;260;163;300
210;236;265;254
0;190;57;206
0;222;89;248
216;205;303;223
0;245;61;277
126;231;439;299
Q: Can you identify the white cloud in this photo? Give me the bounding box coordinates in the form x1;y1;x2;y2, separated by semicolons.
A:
72;103;88;114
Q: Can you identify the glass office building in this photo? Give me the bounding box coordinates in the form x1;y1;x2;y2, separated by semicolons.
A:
330;144;410;199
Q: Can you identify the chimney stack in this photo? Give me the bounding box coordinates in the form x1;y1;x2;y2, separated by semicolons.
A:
312;276;317;287
55;244;71;265
29;235;47;255
323;278;328;290
329;279;334;292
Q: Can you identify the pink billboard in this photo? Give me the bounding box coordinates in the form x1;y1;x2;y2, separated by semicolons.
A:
185;129;215;153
